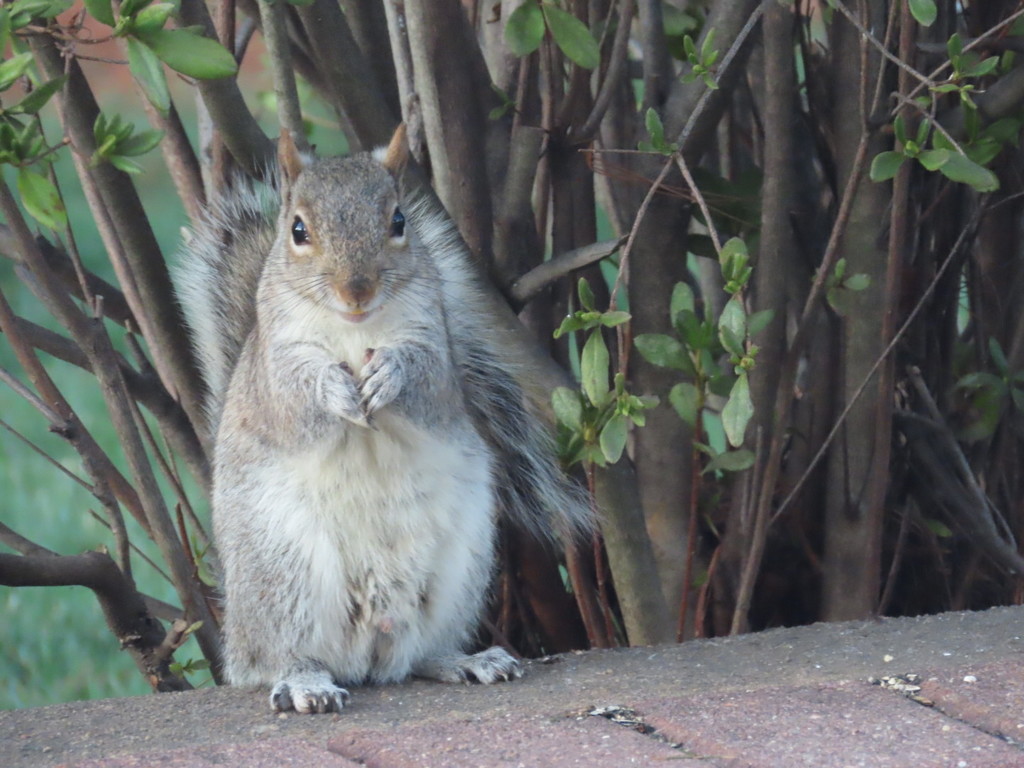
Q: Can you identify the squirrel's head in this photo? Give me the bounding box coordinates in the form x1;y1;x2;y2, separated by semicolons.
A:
274;126;413;324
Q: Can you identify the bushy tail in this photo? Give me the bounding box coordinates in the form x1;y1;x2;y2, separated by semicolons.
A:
411;197;595;543
175;177;278;436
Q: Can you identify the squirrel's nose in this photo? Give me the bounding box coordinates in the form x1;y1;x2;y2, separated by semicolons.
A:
336;275;377;310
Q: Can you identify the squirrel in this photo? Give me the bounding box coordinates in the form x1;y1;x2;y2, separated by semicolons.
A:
176;125;591;714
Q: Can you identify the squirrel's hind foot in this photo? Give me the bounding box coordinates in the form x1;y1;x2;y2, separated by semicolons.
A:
415;646;523;685
270;668;351;714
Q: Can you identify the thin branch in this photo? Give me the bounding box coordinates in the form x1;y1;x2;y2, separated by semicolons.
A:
579;0;636;140
609;3;763;307
0;226;135;328
674;2;763;153
0;416;92;491
0;521;53;556
674;154;722;255
178;0;276;175
829;0;934;92
256;0;309;152
86;509;171;584
32;37;208;435
608;159;674;308
0;548;192;691
0;365;61;424
511;238;623;305
771;206;983;525
907;6;1024;105
141;98;207;225
296;0;396;151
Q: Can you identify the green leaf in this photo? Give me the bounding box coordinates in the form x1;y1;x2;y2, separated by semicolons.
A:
669;382;700;426
542;4;599;69
118;127;164;156
0;52;33;92
747;308;774;337
16;167;66;230
0;10;11;54
703;448;755;474
645;107;665;147
136;28;238;79
938;152;999;192
721;370;753;447
719;236;748;274
634;333;692;373
599;414;628;464
552;386;583;430
844;273;870;291
908;0;936;27
132;1;176;33
577;277;596;311
947;33;963;60
9;0;66;26
718;296;747;358
581;330;610;407
914;117;931;147
917;148;949;172
83;0;114;24
962;55;997;78
599;310;631;327
13;75;66;115
505;0;544;57
923;517;953;538
670;281;695;320
108;154;144;174
893;115;908;146
869;150;906;182
700;27;717;63
127;37;170;113
955;371;1004;391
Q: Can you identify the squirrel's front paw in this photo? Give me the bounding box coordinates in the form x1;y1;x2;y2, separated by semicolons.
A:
270;677;350;714
319;363;369;426
360;347;403;416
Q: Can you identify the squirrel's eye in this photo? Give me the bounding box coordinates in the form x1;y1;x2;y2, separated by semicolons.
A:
390;207;405;239
292;216;310;245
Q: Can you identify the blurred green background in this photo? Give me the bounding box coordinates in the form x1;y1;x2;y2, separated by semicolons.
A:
0;125;191;708
0;60;347;709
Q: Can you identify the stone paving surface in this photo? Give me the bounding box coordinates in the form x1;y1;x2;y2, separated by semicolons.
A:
2;606;1023;767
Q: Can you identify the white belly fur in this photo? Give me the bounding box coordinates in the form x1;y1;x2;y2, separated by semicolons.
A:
254;411;495;683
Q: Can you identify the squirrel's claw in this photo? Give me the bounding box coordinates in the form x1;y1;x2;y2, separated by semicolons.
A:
360;347;403;416
270;677;350;714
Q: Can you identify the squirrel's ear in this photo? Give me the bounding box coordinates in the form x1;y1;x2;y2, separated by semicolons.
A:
277;129;306;188
377;123;409;175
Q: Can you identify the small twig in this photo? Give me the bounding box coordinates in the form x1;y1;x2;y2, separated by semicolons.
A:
86;508;170;583
830;0;935;91
893;91;966;156
0;365;62;424
153;618;191;664
610;3;762;308
674;154;721;255
907;6;1024;104
676;4;763;152
771;207;983;524
609;160;673;308
0;416;92;491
